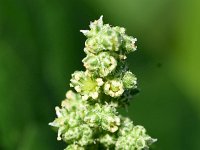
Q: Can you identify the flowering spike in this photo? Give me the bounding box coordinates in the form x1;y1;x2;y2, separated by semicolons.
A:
50;16;156;150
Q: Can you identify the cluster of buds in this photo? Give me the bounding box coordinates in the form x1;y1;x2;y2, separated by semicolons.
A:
50;16;156;149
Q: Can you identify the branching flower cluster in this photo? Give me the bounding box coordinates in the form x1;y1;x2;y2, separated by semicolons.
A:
49;16;156;150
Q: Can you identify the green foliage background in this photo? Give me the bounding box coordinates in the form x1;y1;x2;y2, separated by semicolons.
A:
0;0;200;149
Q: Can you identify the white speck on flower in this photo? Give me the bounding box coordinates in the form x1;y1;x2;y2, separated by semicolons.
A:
91;92;98;99
96;78;104;86
66;90;74;99
82;95;89;100
75;86;81;92
110;126;118;133
80;30;89;35
104;83;110;91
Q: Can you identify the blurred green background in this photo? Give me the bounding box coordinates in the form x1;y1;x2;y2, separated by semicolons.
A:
0;0;200;149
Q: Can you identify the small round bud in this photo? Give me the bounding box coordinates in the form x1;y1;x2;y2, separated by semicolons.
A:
123;35;137;53
122;71;137;89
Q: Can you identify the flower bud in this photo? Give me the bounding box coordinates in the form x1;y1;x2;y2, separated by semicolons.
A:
122;71;137;89
123;35;137;53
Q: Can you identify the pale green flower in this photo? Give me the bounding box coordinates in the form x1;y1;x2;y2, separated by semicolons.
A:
99;134;116;148
98;52;117;77
49;91;87;142
83;52;117;77
104;79;124;97
81;16;137;55
116;118;157;150
122;35;137;53
84;103;120;133
101;115;120;133
98;25;122;52
70;71;103;100
81;16;127;54
122;71;137;89
64;126;81;142
84;110;100;128
78;124;94;146
100;105;120;132
82;53;99;71
118;117;134;136
113;26;126;35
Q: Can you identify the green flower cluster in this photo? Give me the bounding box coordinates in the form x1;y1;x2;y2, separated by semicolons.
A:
50;16;156;150
116;117;156;150
81;16;137;54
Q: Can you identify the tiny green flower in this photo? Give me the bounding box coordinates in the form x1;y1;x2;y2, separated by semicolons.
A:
81;16;126;54
84;111;100;128
82;53;99;71
70;71;103;100
122;35;137;53
118;117;134;136
135;137;146;149
78;124;94;146
101;115;120;133
98;52;117;77
122;71;137;89
84;103;120;133
83;52;117;77
64;126;80;142
98;25;122;52
104;79;124;97
116;123;157;150
99;134;116;148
